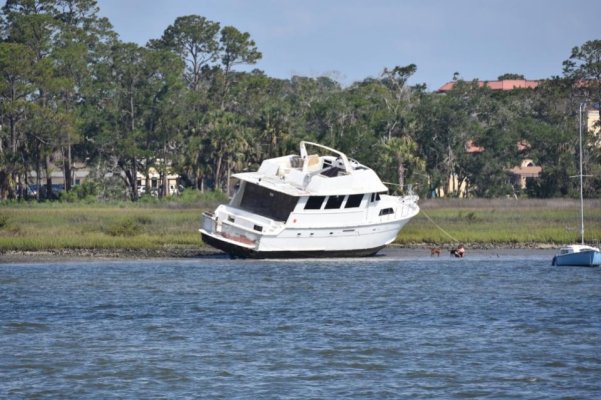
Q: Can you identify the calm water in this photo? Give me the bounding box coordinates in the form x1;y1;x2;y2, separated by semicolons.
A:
1;251;600;399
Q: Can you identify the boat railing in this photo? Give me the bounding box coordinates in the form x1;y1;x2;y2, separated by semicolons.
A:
300;141;352;174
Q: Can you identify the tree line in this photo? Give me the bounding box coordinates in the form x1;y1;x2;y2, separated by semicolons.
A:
1;0;600;201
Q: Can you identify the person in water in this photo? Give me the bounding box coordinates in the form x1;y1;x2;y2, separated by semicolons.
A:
451;244;465;258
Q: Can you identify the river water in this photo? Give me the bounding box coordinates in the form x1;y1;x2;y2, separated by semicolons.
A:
1;250;600;399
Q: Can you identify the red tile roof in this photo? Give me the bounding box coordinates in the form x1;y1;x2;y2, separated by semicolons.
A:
437;79;540;92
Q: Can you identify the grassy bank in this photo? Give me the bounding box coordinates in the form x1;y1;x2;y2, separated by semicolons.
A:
400;198;601;247
0;192;226;255
0;204;204;253
1;198;600;255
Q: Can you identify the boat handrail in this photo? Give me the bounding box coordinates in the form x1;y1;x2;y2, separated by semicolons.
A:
300;141;352;174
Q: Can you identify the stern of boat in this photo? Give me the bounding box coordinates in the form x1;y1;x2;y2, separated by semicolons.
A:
200;210;260;250
200;206;287;256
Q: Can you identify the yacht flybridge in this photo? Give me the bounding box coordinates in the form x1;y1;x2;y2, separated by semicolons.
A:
200;141;420;258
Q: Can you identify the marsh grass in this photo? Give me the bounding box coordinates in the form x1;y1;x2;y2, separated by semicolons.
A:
1;198;600;252
0;204;203;251
400;199;601;246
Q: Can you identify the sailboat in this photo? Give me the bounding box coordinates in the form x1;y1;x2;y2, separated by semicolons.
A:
552;103;601;267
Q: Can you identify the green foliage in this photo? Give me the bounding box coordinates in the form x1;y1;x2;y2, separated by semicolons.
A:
399;199;601;246
104;217;143;237
0;200;599;252
0;2;599;202
458;211;481;222
497;73;525;80
134;215;153;225
59;182;98;203
0;214;8;228
178;188;226;203
0;204;204;251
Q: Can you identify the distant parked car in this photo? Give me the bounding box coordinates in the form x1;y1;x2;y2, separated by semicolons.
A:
27;185;38;197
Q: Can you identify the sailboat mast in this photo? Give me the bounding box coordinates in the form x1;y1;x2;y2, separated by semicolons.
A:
578;102;585;246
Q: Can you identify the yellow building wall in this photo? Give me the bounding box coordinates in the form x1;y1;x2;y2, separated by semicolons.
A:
588;109;600;146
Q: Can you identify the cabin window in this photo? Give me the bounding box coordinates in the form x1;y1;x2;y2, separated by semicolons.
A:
379;207;394;216
370;193;381;202
325;195;345;209
305;196;326;210
239;182;298;221
344;194;364;208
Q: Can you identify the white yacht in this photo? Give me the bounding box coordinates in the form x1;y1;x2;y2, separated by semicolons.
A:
200;141;420;258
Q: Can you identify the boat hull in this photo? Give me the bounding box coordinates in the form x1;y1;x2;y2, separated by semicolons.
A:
199;210;415;259
201;232;385;259
198;141;420;259
552;250;601;267
200;217;410;259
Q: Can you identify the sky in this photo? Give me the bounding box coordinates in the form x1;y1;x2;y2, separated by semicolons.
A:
96;0;600;91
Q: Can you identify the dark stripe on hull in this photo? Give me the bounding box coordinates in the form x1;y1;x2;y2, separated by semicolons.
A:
201;233;385;259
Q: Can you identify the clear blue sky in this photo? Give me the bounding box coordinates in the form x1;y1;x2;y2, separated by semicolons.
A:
96;0;600;90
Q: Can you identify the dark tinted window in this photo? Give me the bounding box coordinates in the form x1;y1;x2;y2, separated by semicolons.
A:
325;195;345;209
379;207;394;216
344;194;364;208
240;183;298;221
305;196;325;210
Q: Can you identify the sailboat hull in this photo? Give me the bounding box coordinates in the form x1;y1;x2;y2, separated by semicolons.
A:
552;249;601;267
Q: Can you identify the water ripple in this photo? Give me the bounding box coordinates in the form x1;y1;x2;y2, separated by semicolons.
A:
1;257;600;398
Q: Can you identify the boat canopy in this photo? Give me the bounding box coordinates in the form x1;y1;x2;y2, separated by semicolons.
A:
232;141;389;196
232;167;388;197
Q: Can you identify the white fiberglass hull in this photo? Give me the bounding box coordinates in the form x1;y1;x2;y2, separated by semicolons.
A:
200;212;415;258
200;141;420;258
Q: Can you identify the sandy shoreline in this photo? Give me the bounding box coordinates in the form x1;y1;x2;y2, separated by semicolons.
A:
0;244;560;264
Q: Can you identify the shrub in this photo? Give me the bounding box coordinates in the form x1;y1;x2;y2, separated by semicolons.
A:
0;214;8;228
178;188;228;205
104;218;143;237
59;182;99;203
135;215;152;225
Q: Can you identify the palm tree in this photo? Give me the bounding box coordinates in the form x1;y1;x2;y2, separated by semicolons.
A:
379;136;424;193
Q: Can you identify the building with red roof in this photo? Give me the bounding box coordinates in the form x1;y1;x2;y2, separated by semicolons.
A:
437;79;540;93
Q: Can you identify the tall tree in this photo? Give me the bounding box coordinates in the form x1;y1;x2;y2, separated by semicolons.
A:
52;0;116;191
563;39;601;114
561;40;601;196
218;26;261;108
0;42;36;198
149;15;220;91
376;64;423;191
90;42;184;201
1;0;64;199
